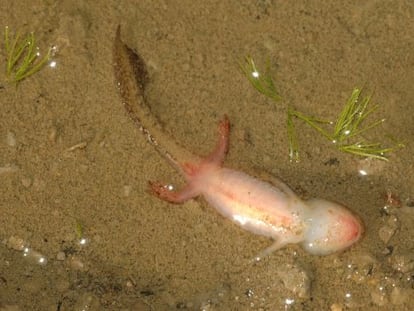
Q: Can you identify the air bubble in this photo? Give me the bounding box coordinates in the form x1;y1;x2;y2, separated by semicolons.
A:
22;247;48;266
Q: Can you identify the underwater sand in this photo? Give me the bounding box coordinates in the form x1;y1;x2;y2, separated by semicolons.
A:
1;1;413;310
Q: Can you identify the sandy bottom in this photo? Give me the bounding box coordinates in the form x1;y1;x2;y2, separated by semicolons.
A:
1;1;413;310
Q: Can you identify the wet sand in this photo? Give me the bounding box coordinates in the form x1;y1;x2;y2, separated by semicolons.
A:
1;1;413;310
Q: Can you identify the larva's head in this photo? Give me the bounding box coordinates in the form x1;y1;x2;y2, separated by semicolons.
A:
302;199;363;255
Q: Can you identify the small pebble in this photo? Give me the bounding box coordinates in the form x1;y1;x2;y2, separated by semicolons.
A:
330;303;343;311
123;185;132;197
378;215;399;244
21;177;32;188
356;158;386;176
6;131;16;147
7;236;25;251
276;263;311;298
56;251;66;261
67;255;86;271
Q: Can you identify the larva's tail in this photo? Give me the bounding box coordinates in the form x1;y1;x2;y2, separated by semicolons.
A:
113;26;197;174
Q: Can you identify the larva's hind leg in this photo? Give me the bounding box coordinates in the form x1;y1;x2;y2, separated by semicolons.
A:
148;181;200;203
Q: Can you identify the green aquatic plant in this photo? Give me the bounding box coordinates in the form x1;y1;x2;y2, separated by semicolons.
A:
241;56;402;162
4;26;51;84
285;107;334;161
288;88;402;161
240;56;281;102
75;220;84;240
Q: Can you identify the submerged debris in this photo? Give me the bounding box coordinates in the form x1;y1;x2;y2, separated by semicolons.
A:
5;236;47;266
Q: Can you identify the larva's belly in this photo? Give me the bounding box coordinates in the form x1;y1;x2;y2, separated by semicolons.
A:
200;168;307;244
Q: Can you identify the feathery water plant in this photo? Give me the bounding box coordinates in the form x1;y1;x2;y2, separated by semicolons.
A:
288;89;399;161
241;56;402;161
240;56;281;102
4;26;51;84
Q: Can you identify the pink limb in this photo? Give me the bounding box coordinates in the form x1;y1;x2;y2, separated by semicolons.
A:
148;181;200;203
203;114;230;166
149;115;230;203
